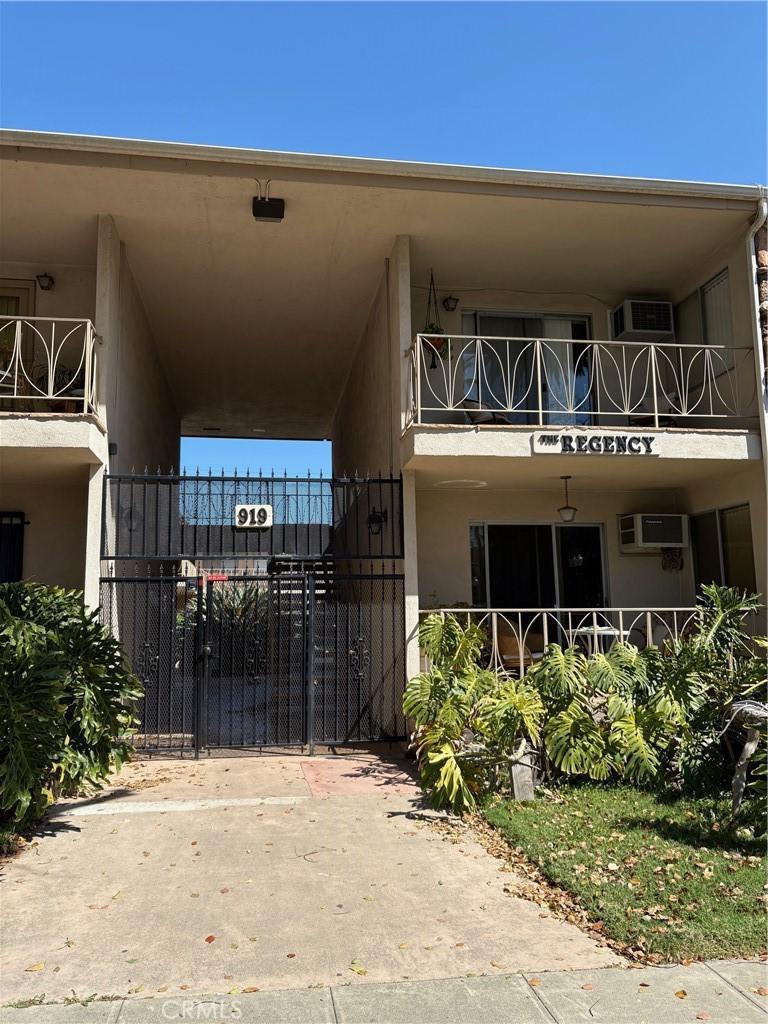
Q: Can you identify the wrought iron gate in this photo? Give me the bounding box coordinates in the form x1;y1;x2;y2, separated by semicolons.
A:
100;472;405;753
100;569;405;752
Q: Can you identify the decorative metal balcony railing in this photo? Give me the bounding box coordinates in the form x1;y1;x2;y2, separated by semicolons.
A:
408;334;758;429
0;317;101;415
421;606;699;676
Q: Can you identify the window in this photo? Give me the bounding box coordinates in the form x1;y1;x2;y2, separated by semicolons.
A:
0;512;25;583
691;503;756;594
674;269;734;374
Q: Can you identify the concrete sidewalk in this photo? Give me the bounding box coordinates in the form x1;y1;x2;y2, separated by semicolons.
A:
1;961;766;1023
0;755;617;1008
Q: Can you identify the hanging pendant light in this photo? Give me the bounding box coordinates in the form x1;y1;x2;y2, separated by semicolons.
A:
558;475;578;523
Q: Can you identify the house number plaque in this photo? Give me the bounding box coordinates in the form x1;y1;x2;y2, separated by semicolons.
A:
234;504;273;528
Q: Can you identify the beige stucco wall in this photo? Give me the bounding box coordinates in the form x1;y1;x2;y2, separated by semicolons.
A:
333;269;392;476
0;261;96;320
333;237;411;476
1;474;89;590
416;485;695;609
103;246;180;472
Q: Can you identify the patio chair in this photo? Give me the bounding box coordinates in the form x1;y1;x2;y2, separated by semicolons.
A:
497;632;541;674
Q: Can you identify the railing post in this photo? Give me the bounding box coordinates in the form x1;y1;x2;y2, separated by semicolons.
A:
13;319;21;397
650;345;659;428
535;340;544;426
415;337;422;426
83;322;93;414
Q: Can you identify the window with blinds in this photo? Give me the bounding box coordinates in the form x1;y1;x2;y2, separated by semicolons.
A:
674;268;735;377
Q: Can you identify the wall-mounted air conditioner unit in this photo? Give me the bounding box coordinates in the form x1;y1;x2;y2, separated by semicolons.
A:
619;514;689;553
612;300;674;343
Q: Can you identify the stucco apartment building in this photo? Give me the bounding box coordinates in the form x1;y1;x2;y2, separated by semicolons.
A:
1;130;766;751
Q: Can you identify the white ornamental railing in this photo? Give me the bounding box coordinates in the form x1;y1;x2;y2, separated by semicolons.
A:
420;607;699;676
408;334;757;429
0;317;101;415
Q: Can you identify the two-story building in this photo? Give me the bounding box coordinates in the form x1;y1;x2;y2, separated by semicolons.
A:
1;130;766;751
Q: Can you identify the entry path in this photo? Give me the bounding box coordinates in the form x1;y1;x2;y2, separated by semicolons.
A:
1;753;618;1008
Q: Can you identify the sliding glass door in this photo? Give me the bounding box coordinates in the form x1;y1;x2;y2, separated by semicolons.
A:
472;523;606;609
461;311;592;425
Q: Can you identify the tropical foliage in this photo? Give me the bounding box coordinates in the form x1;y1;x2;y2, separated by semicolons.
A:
406;586;766;820
404;613;543;812
0;582;141;825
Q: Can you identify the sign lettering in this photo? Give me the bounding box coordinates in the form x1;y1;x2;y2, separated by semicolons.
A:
533;433;657;456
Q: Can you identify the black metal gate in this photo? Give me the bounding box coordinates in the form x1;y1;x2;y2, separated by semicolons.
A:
100;569;405;752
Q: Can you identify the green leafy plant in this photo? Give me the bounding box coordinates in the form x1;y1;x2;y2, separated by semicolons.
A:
404;613;543;813
0;582;141;825
528;640;676;783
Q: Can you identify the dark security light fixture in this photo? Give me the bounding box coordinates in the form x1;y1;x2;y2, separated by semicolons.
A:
252;178;285;222
442;295;459;312
367;506;388;536
36;272;55;291
558;475;578;523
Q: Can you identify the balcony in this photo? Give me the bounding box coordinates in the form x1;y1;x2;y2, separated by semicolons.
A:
421;606;698;675
407;334;758;431
0;317;101;417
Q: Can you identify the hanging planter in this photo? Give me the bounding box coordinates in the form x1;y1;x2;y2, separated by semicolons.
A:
423;269;446;368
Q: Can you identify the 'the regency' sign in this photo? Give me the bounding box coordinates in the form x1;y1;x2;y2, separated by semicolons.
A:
533;433;657;456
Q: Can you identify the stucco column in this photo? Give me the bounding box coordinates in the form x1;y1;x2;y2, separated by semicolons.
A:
83;462;104;611
95;214;121;436
402;468;420;686
389;235;412;456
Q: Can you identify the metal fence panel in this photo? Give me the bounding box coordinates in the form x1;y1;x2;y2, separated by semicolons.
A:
101;570;405;753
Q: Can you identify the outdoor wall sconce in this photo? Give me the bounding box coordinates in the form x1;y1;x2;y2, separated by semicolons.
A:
367;507;388;536
442;295;459;312
252;178;285;222
558;475;578;523
36;272;55;291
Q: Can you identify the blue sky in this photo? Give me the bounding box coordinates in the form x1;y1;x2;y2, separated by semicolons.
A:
1;1;765;474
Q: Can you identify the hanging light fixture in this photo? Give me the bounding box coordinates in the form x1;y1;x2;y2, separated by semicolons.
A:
558;475;578;523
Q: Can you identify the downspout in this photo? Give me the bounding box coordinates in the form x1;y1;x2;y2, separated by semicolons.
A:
745;195;768;505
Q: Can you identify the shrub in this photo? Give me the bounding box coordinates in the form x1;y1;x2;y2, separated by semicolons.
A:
406;587;767;820
404;613;543;812
0;582;141;825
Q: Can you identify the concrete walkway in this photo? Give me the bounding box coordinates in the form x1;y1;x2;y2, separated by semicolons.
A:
1;752;617;1009
1;961;766;1022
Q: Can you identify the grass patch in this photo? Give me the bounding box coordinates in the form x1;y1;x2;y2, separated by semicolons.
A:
484;783;767;962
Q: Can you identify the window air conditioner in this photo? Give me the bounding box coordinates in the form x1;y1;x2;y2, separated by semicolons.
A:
611;300;674;342
619;514;689;553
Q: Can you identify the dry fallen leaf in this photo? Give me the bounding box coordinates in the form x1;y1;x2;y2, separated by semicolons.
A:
639;982;650;988
695;1014;712;1021
204;935;216;944
674;990;688;1000
581;983;593;990
528;977;541;987
243;986;260;993
349;960;368;976
490;960;507;969
157;986;168;993
24;963;44;973
755;987;768;997
287;953;296;959
220;887;230;894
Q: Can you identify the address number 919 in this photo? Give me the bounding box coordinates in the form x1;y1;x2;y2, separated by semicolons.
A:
234;504;273;528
